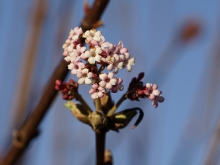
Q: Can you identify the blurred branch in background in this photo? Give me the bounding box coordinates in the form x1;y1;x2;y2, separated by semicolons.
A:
204;119;220;165
169;19;220;165
12;1;47;164
11;0;46;144
0;0;110;165
146;19;201;83
49;1;76;163
203;21;220;165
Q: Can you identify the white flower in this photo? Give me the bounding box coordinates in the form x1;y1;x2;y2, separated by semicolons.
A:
64;44;85;63
105;54;120;73
68;62;85;75
82;47;102;64
77;68;93;84
101;42;114;55
119;53;135;72
126;57;135;72
88;47;102;64
99;72;117;90
69;27;83;42
83;29;105;45
145;83;164;108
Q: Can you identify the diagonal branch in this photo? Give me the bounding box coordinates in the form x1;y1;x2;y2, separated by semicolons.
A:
0;0;110;165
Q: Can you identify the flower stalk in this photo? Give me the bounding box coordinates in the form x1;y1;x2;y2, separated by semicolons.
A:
75;92;93;113
94;97;106;165
95;132;106;165
108;93;127;116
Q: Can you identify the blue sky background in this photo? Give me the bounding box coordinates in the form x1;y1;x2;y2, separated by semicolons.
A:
1;0;220;165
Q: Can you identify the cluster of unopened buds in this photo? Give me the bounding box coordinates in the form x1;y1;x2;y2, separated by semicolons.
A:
55;79;78;100
55;27;164;108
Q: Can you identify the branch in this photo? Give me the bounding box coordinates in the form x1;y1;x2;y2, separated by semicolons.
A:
203;118;220;165
94;97;106;165
0;0;110;164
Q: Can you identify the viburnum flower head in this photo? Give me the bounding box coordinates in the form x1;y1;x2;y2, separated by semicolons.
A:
55;26;166;165
60;27;138;100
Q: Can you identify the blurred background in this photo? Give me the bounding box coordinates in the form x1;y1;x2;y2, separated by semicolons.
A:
1;0;220;164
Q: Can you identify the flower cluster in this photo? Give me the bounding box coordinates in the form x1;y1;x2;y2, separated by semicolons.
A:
127;72;164;108
62;27;134;99
55;79;78;100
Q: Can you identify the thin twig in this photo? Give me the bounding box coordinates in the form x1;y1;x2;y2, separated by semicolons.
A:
75;92;93;113
108;93;127;116
12;0;46;131
0;0;110;165
204;34;220;165
95;98;102;111
204;118;220;165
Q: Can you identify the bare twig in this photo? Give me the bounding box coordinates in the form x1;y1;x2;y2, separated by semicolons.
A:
12;0;46;131
0;0;110;165
202;29;220;165
204;118;220;165
108;93;127;116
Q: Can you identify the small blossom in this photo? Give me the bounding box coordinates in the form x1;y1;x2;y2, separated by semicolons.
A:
64;44;85;63
101;42;114;55
99;72;117;90
77;68;93;84
81;50;92;59
111;78;124;93
89;83;105;99
83;29;105;46
62;40;73;57
118;53;135;72
105;54;120;73
145;83;164;108
69;27;83;42
126;57;135;72
83;47;102;64
112;41;123;54
72;44;86;58
68;62;85;75
62;27;83;59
